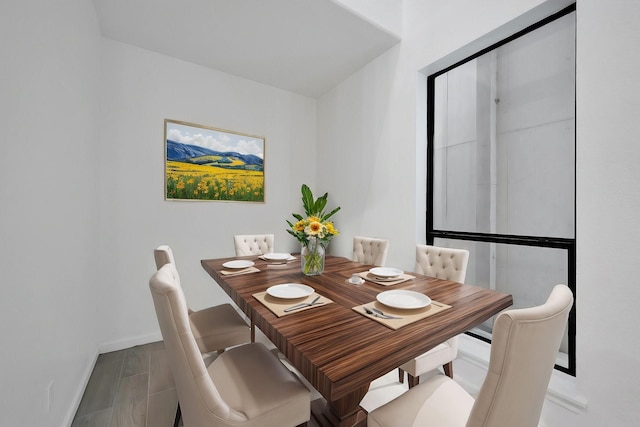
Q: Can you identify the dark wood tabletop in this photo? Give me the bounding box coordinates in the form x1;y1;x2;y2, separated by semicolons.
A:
201;255;512;427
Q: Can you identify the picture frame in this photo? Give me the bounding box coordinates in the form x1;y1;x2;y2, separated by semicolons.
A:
164;119;265;202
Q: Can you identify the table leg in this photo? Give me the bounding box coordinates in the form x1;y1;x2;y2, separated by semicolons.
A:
311;385;370;427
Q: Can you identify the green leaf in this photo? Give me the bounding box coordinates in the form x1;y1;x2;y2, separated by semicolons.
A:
301;184;314;216
322;206;341;221
291;184;339;234
314;193;328;216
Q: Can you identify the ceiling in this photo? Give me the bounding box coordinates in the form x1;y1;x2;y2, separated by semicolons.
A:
93;0;401;98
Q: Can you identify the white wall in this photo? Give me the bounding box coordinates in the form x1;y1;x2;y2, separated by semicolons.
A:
0;1;101;426
0;2;318;425
3;1;640;426
318;0;640;426
319;0;555;269
96;39;318;349
571;0;640;425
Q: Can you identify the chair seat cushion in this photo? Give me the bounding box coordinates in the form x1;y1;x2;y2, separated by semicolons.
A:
208;342;310;426
399;337;458;376
368;374;473;427
189;304;250;353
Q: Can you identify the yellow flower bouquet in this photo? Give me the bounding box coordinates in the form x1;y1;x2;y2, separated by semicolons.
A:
287;184;340;275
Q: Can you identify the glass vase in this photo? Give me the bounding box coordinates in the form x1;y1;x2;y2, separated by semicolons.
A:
301;237;325;276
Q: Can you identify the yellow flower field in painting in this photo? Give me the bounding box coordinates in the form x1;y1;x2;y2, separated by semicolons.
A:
166;161;264;201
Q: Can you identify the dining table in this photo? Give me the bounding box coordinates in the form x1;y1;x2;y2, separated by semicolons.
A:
201;254;512;427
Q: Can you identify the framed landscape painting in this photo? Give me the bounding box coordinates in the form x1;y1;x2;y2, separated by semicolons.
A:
164;119;265;202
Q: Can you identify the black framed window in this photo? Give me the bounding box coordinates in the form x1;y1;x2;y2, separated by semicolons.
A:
426;4;576;376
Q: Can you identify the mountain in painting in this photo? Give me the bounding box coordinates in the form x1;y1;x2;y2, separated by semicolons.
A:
166;140;262;166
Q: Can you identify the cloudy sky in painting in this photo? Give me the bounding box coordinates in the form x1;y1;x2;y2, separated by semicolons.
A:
166;122;264;159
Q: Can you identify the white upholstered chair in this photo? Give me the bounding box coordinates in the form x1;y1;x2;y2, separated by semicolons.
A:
154;245;251;354
150;263;310;427
398;245;470;387
369;284;573;427
233;234;274;256
353;236;390;266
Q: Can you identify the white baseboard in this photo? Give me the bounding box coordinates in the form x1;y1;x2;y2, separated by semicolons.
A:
62;332;164;426
63;346;100;427
99;331;163;354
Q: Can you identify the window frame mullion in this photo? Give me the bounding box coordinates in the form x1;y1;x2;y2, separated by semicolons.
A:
425;3;577;377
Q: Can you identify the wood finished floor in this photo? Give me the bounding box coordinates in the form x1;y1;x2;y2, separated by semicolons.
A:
71;340;411;427
71;341;183;427
71;341;335;427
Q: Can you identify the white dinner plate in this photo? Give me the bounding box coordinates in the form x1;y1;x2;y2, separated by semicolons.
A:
267;283;314;299
263;252;292;261
376;290;431;309
222;260;255;269
369;267;404;278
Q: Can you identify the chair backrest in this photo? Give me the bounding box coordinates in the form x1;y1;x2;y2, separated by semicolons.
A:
233;234;274;256
154;245;175;269
353;236;390;266
415;245;469;282
149;264;247;425
466;284;574;427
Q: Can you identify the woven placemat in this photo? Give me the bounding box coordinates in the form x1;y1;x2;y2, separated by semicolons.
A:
253;291;333;317
220;266;261;276
352;300;451;330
